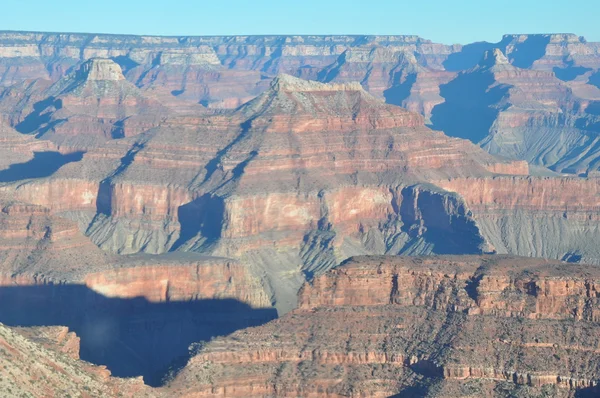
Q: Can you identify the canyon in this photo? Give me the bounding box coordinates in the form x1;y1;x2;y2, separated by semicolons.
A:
0;30;598;397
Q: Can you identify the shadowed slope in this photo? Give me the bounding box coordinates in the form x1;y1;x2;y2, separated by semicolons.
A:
0;284;276;386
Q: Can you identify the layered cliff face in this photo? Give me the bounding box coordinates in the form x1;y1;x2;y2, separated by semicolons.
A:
7;71;600;314
431;48;600;175
0;122;55;169
2;58;174;151
0;197;111;281
0;31;596;114
500;34;600;71
168;255;600;397
0;31;599;176
435;176;600;264
0;30;599;395
0;33;453;110
0;191;272;305
0;195;275;384
46;74;527;311
83;254;271;307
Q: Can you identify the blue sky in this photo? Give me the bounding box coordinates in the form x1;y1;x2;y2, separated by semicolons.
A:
1;0;598;44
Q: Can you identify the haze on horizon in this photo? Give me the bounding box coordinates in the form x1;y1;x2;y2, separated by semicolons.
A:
2;0;598;45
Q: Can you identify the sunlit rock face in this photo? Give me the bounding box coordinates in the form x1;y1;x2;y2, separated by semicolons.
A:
0;194;275;386
167;255;600;397
430;46;600;175
434;176;600;264
62;74;529;311
1;57;172;152
3;66;600;312
0;30;599;396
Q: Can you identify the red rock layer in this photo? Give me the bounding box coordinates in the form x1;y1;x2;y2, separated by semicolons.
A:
0;196;271;310
300;255;600;320
84;258;271;308
168;255;600;397
435;176;600;213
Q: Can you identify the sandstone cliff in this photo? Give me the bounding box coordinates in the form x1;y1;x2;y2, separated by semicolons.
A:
0;195;274;384
6;72;600;315
431;47;600;175
168;255;600;397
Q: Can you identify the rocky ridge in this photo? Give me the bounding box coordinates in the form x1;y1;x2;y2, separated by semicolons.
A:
4;69;600;314
3;72;536;312
168;255;600;397
0;322;155;397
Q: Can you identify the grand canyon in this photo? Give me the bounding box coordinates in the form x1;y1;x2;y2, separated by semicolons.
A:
0;30;599;397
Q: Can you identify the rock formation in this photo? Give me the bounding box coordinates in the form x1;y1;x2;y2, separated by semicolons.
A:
0;194;275;383
0;30;599;396
167;255;600;397
0;31;599;172
3;72;534;312
431;47;600;175
4;68;600;313
0;323;155;397
1;58;178;151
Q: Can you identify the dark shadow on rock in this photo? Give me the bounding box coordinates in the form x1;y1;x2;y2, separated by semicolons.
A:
170;194;225;251
0;284;277;386
93;142;146;217
410;359;444;378
110;119;126;139
443;42;496;72
390;385;431;397
399;186;486;254
553;65;592;81
575;385;600;397
509;35;550;69
201;117;257;186
0;151;84;183
15;97;63;135
575;116;600;133
262;46;283;73
231;150;258;178
429;71;510;143
562;252;583;263
464;274;484;302
111;56;139;74
589;71;600;89
383;74;416;107
586;101;600;116
95;181;113;216
318;51;347;83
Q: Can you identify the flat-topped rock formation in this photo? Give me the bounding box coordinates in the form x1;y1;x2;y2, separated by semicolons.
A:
3;58;172;151
5;72;600;313
77;58;126;81
10;73;532;312
0;31;597;110
167;255;600;397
